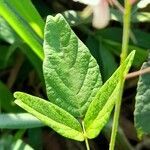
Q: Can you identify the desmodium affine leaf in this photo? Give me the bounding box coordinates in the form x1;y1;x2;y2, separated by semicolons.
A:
84;50;135;139
14;92;84;141
43;14;102;117
134;56;150;137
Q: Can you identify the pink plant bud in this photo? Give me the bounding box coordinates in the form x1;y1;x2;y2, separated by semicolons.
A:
92;0;110;29
129;0;137;5
73;0;110;29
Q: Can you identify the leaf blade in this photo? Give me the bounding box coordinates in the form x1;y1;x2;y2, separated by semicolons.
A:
14;92;84;141
84;51;135;138
43;14;102;117
134;57;150;137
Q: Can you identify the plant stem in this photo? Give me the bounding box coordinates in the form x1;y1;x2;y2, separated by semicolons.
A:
109;1;132;150
82;121;90;150
85;137;90;150
103;118;133;150
120;1;131;64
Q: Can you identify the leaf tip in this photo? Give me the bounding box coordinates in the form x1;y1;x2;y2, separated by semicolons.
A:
128;50;136;63
46;13;64;23
13;92;23;106
14;99;20;105
131;49;136;55
13;91;22;99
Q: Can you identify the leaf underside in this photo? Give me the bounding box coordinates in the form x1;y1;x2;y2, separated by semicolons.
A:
134;56;150;136
43;14;102;117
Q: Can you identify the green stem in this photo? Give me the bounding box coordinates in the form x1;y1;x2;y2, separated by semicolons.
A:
109;1;132;150
82;121;90;150
103;118;133;150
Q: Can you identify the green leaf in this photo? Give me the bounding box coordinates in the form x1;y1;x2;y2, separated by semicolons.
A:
0;113;43;129
14;92;84;141
84;51;135;139
134;56;150;137
7;0;44;38
43;14;102;117
0;0;44;60
0;0;44;38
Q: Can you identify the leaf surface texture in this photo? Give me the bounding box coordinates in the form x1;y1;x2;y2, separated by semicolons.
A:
14;92;84;141
43;14;102;117
84;51;135;138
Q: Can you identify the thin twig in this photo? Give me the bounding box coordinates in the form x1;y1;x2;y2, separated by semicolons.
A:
126;67;150;79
